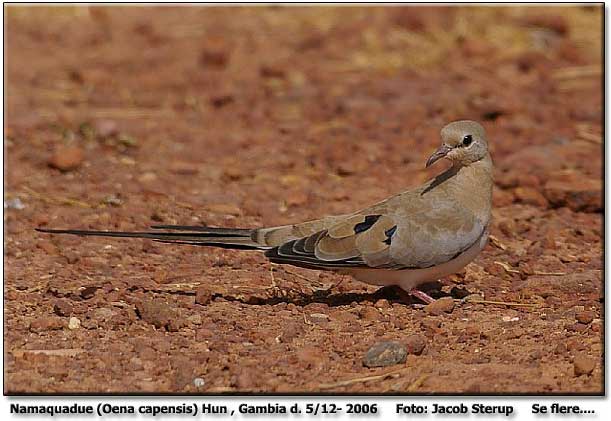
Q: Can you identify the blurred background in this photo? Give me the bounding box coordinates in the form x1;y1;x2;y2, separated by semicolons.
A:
5;6;602;224
4;6;603;393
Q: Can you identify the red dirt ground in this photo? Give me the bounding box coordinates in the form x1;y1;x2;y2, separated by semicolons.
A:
4;6;603;393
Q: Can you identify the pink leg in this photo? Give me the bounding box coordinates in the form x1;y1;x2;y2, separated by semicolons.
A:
408;288;436;304
392;286;436;305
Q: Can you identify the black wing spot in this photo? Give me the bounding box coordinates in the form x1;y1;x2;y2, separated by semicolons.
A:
354;215;381;234
383;225;397;245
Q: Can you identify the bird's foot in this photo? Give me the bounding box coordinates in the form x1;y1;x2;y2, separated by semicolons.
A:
391;286;436;305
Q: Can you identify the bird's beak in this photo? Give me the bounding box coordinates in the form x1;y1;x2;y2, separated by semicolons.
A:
425;144;452;168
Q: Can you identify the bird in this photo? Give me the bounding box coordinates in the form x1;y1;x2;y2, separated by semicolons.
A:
37;120;493;304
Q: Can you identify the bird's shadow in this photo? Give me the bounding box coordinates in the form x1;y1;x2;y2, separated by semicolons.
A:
218;281;472;307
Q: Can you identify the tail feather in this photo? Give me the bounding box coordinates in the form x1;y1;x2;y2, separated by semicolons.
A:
153;239;262;250
35;226;267;250
150;225;251;237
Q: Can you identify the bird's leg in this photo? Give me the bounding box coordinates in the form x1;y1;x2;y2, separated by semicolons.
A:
408;288;436;304
391;286;436;305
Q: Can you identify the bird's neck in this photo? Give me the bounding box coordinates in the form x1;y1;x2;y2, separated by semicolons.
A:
470;152;494;177
424;153;493;191
451;152;494;219
421;153;493;220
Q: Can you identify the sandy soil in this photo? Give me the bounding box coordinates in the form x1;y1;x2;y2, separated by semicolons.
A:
4;6;603;394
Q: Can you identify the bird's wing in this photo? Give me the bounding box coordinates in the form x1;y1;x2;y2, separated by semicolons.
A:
262;193;487;271
385;194;487;269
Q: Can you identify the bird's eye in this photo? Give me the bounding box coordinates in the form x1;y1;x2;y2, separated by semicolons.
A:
462;135;473;147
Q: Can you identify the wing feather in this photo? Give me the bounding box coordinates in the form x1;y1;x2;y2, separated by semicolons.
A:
261;186;488;272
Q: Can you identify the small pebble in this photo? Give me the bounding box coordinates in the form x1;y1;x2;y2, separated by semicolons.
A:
359;306;382;321
187;314;202;326
465;325;481;336
591;320;601;333
234;371;256;389
200;47;229;68
424;297;455;315
570;322;589;333
374;299;391;309
29;317;65;332
68;317;81;330
103;195;123;207
566;338;586;352
575;310;594;325
117;133;138;147
573;354;596;376
138;172;158;183
92;307;114;321
504;327;525;340
136;299;183;331
48;146;84;171
63;251;80;264
554;342;568;355
390;316;407;330
93;119;119;138
53;299;73;317
462;293;484;303
404;334;427;355
80;286;98;299
4;198;25;210
206;203;241;216
37;240;59;255
195;287;213;306
421;319;442;333
363;341;407;368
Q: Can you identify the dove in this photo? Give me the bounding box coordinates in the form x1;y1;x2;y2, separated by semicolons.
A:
37;120;493;304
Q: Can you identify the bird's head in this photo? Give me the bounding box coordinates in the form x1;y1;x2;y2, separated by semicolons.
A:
426;120;488;168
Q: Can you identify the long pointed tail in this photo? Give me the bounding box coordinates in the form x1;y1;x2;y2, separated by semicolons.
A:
35;225;268;250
